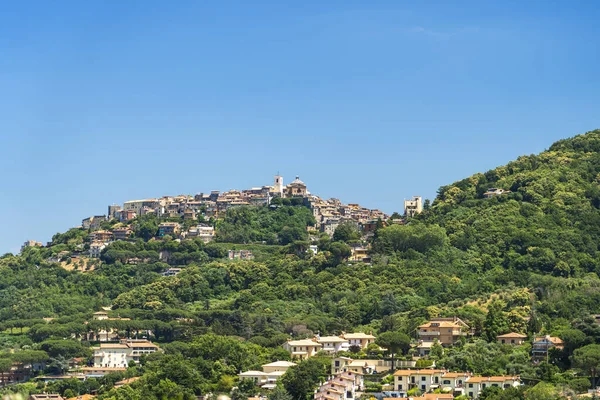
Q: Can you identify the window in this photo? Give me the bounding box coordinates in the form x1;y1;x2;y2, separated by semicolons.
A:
469;392;473;397
398;377;403;381
421;385;426;391
398;385;402;390
468;384;473;388
346;392;352;398
443;380;450;385
434;377;439;383
421;377;426;381
335;361;340;367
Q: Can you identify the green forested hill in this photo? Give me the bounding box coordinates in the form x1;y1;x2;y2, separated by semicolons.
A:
3;130;600;399
422;129;600;277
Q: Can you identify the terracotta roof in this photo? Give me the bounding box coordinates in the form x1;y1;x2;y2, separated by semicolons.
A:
419;321;462;328
534;336;564;345
497;332;527;338
343;332;376;339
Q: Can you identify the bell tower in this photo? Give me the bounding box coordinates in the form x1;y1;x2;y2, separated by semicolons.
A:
274;174;283;196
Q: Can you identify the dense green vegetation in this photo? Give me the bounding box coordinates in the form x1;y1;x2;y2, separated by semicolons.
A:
3;130;600;399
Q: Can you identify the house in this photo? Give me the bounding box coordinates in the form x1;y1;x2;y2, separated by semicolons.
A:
349;246;370;262
314;371;364;400
342;332;376;350
90;230;113;243
317;335;349;354
187;224;215;243
238;361;297;389
418;317;468;346
183;208;196;220
282;339;322;360
93;339;159;368
228;250;254;260
332;357;398;375
416;340;436;357
89;242;106;258
483;188;510;198
82;215;107;230
162;267;182;277
532;336;564;361
158;222;181;237
120;210;137;222
404;196;423;217
112;228;132;241
497;332;527;346
393;370;520;399
92;311;109;320
463;376;520;398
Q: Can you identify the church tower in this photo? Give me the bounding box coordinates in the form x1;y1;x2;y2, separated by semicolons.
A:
274;175;283;196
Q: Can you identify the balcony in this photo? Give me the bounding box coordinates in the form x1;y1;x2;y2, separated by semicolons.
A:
419;331;440;336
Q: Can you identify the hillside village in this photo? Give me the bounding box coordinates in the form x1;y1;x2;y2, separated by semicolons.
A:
10;131;600;400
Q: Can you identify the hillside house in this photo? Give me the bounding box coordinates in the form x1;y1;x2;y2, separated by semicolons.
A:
342;332;376;349
418;317;468;346
317;335;349;354
497;332;527;346
532;335;564;361
93;339;159;368
282;339;322;360
238;361;297;389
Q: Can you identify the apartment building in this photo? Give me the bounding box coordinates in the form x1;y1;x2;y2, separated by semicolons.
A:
112;228;132;241
317;336;349;354
314;371;364;400
238;361;297;389
342;332;376;349
158;222;181;237
282;339;322;360
89;242;106;258
418;317;468;346
393;370;520;399
93;339;159;368
532;335;564;361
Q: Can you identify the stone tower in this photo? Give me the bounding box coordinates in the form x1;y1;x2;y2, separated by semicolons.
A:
274;175;284;196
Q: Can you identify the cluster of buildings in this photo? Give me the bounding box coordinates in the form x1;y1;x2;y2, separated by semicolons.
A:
391;370;521;399
100;175;399;239
282;332;376;360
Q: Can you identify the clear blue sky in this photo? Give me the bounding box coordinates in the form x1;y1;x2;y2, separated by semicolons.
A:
1;0;599;254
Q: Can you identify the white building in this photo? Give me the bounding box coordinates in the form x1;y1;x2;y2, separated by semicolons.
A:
317;336;349;354
89;242;106;258
93;339;159;368
187;224;215;243
238;361;297;390
404;196;423;217
282;339;322;360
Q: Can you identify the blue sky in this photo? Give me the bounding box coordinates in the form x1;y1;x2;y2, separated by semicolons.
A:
1;0;599;253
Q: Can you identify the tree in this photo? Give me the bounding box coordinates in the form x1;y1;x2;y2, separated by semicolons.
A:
573;344;600;388
333;223;360;243
483;301;509;342
269;386;293;400
375;331;411;371
281;358;329;400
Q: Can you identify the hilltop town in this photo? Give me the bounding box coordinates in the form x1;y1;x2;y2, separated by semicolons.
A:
27;175;423;265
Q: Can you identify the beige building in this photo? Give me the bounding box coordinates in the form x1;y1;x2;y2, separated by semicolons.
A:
404;196;423;217
342;332;376;349
285;176;308;198
239;361;297;389
112;228;132;241
158;222;181;237
283;339;322;360
317;336;349;354
497;332;527;346
418;317;468;346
